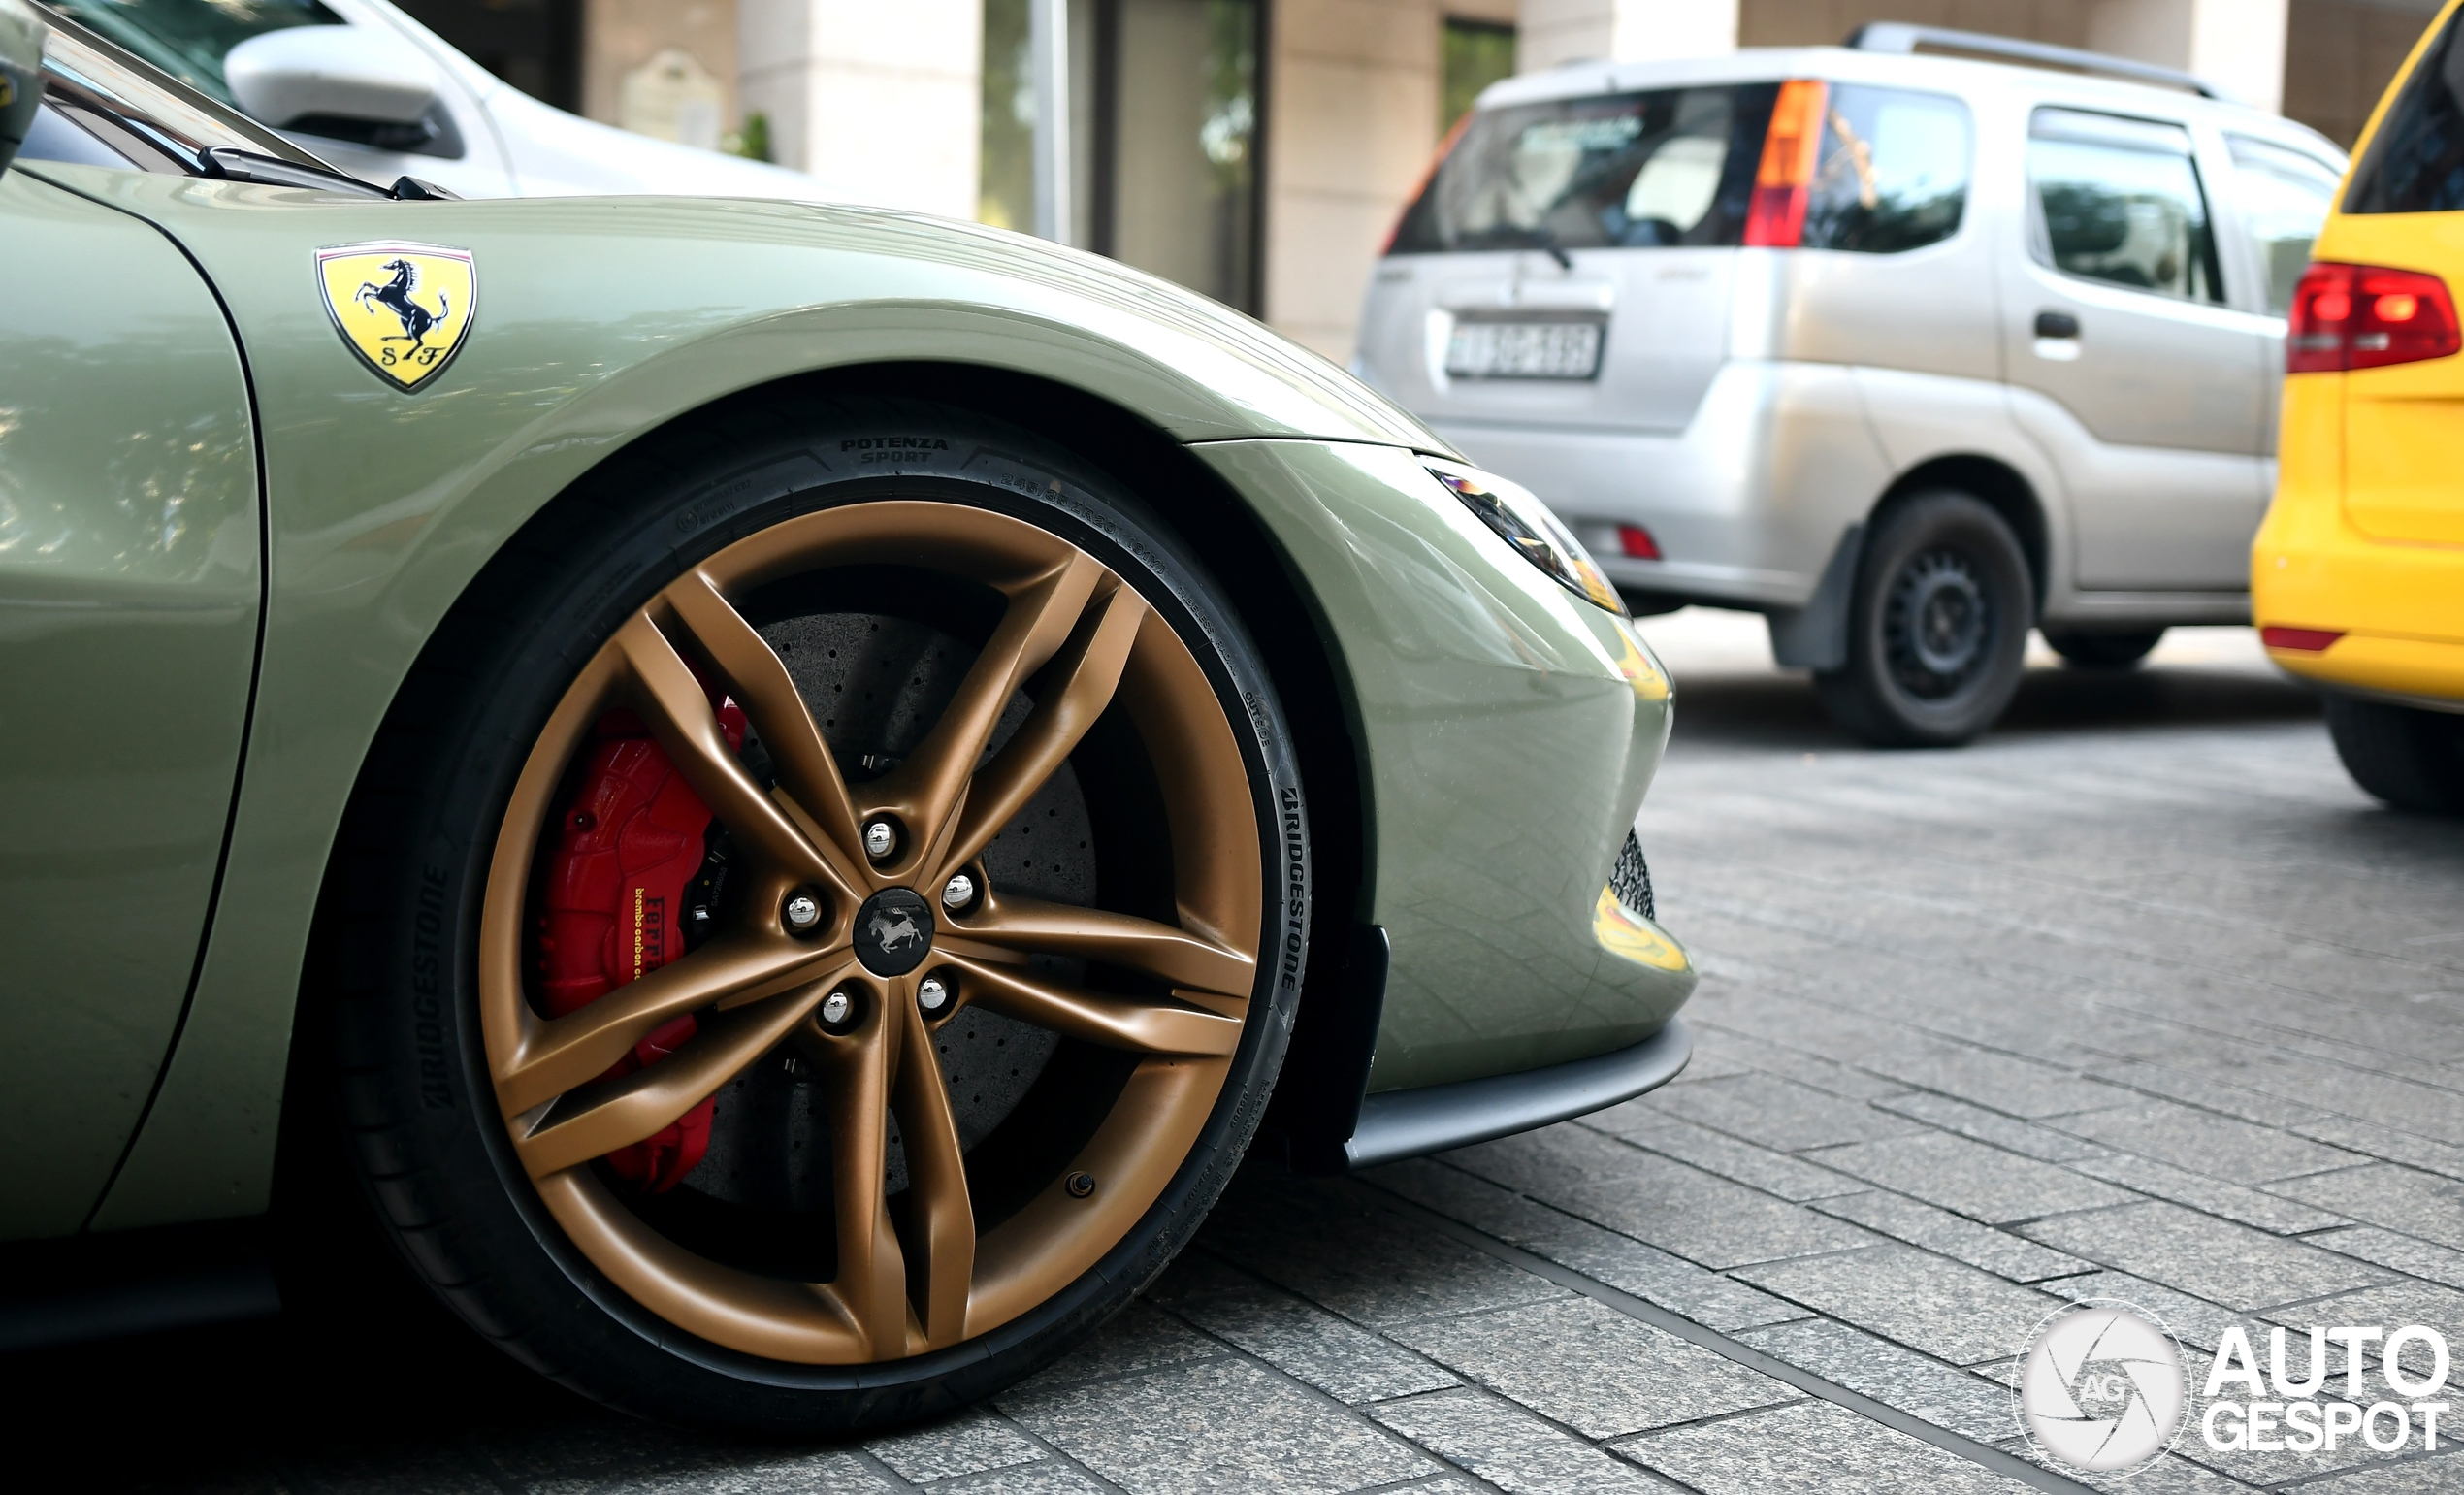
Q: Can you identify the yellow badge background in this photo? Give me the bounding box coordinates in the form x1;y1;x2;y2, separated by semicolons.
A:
316;244;475;391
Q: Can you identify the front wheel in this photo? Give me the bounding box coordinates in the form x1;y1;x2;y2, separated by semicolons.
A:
2325;695;2464;814
319;400;1308;1434
1813;491;2033;747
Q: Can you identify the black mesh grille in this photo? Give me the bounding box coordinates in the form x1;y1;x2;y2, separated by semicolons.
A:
1609;829;1654;922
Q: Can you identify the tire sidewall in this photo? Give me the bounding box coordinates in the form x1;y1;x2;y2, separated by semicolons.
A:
1834;491;2033;747
340;401;1308;1433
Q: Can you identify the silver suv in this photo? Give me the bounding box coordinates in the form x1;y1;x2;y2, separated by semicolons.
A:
1356;26;2347;744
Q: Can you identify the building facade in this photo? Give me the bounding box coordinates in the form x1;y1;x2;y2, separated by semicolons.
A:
398;0;2439;361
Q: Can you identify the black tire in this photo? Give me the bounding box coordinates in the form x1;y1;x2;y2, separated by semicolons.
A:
2043;627;2165;669
2324;695;2464;814
309;396;1309;1435
1813;491;2034;747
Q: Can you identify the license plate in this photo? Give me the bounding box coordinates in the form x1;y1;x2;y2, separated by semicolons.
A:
1445;318;1605;380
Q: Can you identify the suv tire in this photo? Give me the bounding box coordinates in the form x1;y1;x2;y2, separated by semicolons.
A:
2043;628;2164;669
1814;491;2032;747
2324;695;2464;814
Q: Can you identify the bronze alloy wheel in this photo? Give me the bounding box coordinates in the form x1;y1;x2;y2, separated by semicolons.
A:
481;500;1259;1362
319;400;1308;1432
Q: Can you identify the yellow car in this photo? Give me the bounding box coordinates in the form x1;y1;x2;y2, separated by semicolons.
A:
2255;0;2464;812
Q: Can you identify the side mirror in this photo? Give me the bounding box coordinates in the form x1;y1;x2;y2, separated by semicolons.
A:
0;0;44;179
225;25;439;148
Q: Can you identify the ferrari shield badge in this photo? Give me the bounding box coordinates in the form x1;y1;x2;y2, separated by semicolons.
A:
316;242;475;391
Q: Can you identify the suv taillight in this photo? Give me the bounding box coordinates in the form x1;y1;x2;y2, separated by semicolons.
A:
1743;80;1827;248
2286;262;2461;373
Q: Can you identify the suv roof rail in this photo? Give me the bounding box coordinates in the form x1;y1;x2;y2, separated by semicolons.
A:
1845;22;2221;99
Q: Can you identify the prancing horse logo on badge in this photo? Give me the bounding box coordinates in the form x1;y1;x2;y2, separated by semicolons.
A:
316;242;475;391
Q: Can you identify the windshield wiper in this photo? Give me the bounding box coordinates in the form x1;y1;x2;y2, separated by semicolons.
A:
1528;223;1575;270
200;146;457;201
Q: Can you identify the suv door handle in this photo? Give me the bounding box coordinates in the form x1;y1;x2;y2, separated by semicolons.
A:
2034;310;2081;339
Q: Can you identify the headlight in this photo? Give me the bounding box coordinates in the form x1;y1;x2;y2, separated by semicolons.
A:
1426;461;1626;615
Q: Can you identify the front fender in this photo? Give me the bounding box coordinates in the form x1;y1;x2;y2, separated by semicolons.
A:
43;169;1443;1226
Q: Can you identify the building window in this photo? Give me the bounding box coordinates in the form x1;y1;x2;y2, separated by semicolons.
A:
1443;16;1515;135
982;0;1263;314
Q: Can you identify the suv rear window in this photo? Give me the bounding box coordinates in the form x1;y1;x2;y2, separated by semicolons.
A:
1387;84;1779;253
2345;4;2464;214
1799;84;1971;252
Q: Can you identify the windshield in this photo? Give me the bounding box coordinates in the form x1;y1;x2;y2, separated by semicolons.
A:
43;0;340;109
36;8;345;171
1389;83;1779;253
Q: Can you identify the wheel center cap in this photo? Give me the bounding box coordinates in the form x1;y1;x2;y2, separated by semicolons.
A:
853;887;935;977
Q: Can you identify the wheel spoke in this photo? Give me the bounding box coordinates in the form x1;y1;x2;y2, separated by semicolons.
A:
511;979;832;1178
497;928;844;1115
892;995;974;1346
941;582;1148;879
870;552;1103;865
949;892;1253;997
935;953;1243;1056
800;1000;908;1356
662;569;869;887
611;613;842;894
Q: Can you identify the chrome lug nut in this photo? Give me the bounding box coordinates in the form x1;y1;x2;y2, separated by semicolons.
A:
820;989;854;1026
918;975;950;1013
782;892;822;933
862;820;895;860
940;873;976;911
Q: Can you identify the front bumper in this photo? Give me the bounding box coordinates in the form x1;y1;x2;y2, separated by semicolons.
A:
1343;1019;1693;1170
1195;439;1695;1093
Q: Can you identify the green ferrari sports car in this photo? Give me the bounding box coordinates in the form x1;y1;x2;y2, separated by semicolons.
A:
0;1;1693;1432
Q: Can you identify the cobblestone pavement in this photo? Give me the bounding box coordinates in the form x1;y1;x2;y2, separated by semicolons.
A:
31;617;2464;1494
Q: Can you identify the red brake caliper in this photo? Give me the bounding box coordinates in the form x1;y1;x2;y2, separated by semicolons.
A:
534;697;747;1192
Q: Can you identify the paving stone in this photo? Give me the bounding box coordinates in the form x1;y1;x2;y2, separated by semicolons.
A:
1155;1255;1459;1405
1734;1317;2017;1444
2020;1201;2392;1311
1199;1177;1569;1330
1007;1303;1224;1393
1441;1125;1877;1270
2068;1152;2352;1234
2083;1057;2333;1128
1807;1191;2096;1283
2269;1165;2464;1251
1579;1110;1869;1201
1610;1398;2033;1494
1871;1091;2116;1162
2310;1226;2464;1291
1681;1023;1917;1100
1365;1388;1669;1495
1629;1071;1922;1152
865;1410;1046;1483
2292;1119;2464;1184
925;1462;1114;1495
535;1450;898;1495
1803;1130;2138;1224
2287;1454;2464;1493
2263;1281;2464;1384
1000;1355;1434;1494
2051;1100;2369;1184
1389;1296;1791;1439
1368;1158;1807;1331
2033;1270;2261;1356
1734;1244;2060;1366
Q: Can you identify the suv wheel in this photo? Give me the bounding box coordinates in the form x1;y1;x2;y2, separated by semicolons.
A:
315;399;1307;1434
1814;491;2032;747
2043;628;2164;669
2324;695;2464;813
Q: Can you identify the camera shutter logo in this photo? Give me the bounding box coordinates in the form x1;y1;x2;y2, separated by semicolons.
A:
2019;1301;2188;1474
